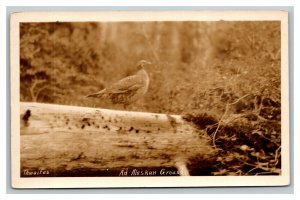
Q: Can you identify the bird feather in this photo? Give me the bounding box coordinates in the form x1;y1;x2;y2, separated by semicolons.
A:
105;74;142;94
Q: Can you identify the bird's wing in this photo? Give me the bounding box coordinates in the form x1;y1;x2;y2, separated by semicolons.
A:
86;88;106;97
106;75;142;94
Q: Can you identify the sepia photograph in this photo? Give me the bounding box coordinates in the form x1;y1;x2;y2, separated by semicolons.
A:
10;10;289;188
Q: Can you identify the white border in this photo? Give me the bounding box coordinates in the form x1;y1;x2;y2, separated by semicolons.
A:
10;10;289;189
11;10;288;22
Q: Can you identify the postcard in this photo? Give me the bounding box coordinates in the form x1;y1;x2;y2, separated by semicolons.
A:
10;10;289;188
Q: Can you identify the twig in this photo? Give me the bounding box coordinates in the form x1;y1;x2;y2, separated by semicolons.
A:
211;104;229;148
244;162;257;167
211;93;252;149
255;170;281;175
227;93;250;105
246;166;258;175
29;79;47;102
35;85;48;100
273;146;281;166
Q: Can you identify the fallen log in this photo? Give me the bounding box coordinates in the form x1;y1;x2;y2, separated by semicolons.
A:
20;102;214;177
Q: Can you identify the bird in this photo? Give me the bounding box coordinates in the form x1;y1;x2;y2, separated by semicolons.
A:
86;60;151;108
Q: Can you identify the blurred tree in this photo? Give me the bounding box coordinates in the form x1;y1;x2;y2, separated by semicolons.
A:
20;22;105;103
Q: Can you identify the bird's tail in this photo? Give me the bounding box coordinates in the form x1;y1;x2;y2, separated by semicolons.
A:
85;89;106;98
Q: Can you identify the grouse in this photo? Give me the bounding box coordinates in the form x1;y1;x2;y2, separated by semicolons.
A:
86;60;151;107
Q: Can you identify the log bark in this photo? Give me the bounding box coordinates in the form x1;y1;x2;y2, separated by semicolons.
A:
20;102;214;177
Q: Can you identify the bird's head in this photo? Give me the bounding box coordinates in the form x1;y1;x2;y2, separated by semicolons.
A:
137;60;152;70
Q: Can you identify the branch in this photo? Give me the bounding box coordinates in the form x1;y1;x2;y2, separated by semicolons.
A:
211;94;251;148
29;79;47;102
